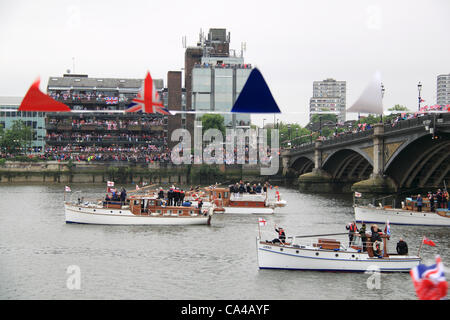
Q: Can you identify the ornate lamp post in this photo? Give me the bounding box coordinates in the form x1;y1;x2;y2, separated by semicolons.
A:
380;82;385;123
417;82;422;111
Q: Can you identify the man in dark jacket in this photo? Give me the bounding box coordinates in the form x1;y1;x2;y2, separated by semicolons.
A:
396;238;408;255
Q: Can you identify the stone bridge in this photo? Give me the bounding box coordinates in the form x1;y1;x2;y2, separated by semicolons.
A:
281;113;450;194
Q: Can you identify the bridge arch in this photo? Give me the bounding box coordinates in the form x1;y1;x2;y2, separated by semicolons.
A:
385;132;450;189
290;156;314;175
322;148;373;182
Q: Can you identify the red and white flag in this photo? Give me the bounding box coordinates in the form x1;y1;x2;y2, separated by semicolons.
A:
107;181;114;187
354;192;362;198
423;237;436;247
65;186;71;192
136;184;140;190
258;218;267;227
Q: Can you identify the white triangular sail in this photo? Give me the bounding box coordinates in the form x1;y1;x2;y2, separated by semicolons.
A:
347;72;383;114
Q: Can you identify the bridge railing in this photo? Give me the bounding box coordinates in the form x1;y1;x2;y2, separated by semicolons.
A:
286;113;449;154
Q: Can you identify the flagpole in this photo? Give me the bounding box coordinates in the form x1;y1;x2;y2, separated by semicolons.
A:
417;235;425;257
258;219;261;239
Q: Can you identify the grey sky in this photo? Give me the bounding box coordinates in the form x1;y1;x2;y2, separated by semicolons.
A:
0;0;449;126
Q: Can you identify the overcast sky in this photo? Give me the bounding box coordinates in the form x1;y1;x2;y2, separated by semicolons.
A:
0;0;449;126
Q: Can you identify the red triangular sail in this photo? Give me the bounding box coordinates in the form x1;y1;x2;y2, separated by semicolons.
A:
19;78;71;112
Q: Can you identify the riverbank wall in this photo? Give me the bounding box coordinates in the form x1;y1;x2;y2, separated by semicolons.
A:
0;161;282;185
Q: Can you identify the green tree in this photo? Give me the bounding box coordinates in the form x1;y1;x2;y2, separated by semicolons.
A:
0;120;33;155
200;114;225;137
388;104;409;112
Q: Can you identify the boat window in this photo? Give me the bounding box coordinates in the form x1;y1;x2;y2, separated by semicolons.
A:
178;210;182;214
167;210;172;214
156;210;161;214
224;192;228;198
150;201;154;206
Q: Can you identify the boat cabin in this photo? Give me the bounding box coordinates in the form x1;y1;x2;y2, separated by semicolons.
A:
126;196;201;216
205;187;268;208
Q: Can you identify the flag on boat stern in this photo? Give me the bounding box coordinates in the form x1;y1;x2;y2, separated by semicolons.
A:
354;192;362;198
258;218;267;227
410;255;448;300
384;220;391;236
423;236;436;247
107;181;115;187
65;186;71;192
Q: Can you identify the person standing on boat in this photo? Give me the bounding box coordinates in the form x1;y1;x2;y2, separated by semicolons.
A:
174;188;180;206
120;188;127;204
370;225;383;257
180;189;185;205
396;238;408;255
346;221;358;246
359;223;367;252
416;194;423;212
428;192;435;212
273;225;286;244
168;188;174;206
158;188;164;199
436;189;443;209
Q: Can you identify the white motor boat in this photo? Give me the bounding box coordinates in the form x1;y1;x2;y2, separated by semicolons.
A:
65;194;213;225
355;205;450;226
257;230;421;272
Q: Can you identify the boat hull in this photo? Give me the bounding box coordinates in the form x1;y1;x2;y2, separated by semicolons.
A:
216;206;274;215
355;206;450;226
257;240;420;272
65;204;211;225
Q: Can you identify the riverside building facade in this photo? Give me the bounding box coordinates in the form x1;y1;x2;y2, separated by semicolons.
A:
44;74;170;162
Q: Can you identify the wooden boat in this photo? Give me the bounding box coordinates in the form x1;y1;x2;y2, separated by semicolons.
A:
355;196;450;226
204;187;275;215
65;194;213;225
257;229;421;272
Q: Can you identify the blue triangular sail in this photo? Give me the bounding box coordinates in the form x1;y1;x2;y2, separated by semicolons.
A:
231;68;281;113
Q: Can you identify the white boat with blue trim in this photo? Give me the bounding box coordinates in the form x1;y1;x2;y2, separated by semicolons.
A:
257;230;421;272
65;193;213;225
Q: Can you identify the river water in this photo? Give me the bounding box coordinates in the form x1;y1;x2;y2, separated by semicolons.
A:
0;184;448;300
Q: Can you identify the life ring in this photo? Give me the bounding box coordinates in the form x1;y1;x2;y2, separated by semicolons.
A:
373;240;382;253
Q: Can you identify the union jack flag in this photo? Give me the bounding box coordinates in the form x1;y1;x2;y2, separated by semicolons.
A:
126;71;172;115
410;255;448;300
105;97;118;104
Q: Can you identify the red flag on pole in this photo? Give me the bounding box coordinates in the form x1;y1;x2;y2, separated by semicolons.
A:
423;237;436;247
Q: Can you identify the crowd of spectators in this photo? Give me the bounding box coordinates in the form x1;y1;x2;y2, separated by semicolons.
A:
48;90;135;104
45;132;166;144
46;117;165;129
42;145;171;163
194;62;252;69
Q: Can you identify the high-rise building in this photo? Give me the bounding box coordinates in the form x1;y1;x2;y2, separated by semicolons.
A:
437;74;450;106
185;28;252;130
309;78;346;123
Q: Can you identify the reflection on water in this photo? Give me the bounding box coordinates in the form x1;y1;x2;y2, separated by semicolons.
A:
0;184;448;299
